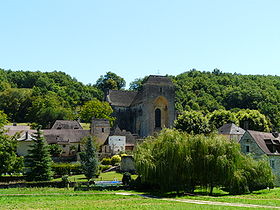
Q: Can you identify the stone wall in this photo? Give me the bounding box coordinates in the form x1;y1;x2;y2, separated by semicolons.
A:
240;132;280;186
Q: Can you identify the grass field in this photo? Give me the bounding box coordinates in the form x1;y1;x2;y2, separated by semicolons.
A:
0;187;279;209
175;187;280;207
0;188;268;210
52;171;138;182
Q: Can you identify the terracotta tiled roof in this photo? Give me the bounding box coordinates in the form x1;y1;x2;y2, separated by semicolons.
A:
218;123;245;135
247;130;280;155
106;90;137;107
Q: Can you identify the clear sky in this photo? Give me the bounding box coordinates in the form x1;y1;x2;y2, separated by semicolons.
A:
0;0;279;88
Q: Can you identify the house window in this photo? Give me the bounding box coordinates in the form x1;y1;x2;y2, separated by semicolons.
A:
155;108;161;128
159;87;163;93
270;160;275;169
246;145;250;153
102;128;104;132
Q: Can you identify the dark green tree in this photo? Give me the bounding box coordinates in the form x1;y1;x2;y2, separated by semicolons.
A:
24;127;53;181
0;111;7;128
0;88;32;122
80;136;99;181
27;92;74;128
96;72;126;91
207;109;238;130
135;129;274;194
129;76;148;91
236;109;271;132
174;111;211;134
79;98;115;124
0;113;23;175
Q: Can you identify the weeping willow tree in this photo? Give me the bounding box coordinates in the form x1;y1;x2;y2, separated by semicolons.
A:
134;129;274;194
135;129;192;192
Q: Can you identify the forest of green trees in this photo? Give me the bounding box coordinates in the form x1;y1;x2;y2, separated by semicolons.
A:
0;68;279;131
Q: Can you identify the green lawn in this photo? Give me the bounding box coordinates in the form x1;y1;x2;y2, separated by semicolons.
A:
53;171;137;182
79;122;90;130
1;175;280;209
174;187;280;207
0;188;265;210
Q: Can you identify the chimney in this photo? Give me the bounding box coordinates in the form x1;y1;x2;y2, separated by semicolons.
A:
243;121;249;130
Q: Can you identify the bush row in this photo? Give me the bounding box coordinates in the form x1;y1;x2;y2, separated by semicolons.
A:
52;163;83;176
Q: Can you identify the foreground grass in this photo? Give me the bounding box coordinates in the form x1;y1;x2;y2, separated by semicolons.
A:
52;171;137;182
0;186;280;209
0;188;266;210
174;187;280;207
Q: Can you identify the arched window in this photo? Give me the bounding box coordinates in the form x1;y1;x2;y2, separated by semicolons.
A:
155;108;161;128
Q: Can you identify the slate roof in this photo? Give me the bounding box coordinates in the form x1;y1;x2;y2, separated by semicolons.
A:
110;126;124;136
51;120;83;130
106;90;137;107
43;129;90;144
218;123;245;135
106;75;173;107
4;125;36;138
246;130;280;156
144;75;173;85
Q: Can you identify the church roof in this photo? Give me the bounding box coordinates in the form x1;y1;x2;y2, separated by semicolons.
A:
218;123;245;135
106;90;137;107
144;75;173;85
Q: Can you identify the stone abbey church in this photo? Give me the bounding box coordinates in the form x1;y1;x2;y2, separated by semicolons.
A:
106;75;176;137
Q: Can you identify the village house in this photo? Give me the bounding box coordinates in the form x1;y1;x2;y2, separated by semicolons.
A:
239;130;280;185
218;123;245;142
5;75;176;159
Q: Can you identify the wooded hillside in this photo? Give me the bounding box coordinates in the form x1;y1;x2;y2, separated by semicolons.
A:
173;69;280;130
0;68;279;131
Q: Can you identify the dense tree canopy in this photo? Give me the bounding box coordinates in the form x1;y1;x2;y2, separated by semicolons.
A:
1;68;280;131
79;99;114;124
96;72;126;92
174;111;211;134
207;109;238;130
0;111;23;175
135;129;274;194
0;69;102;125
174;69;280;131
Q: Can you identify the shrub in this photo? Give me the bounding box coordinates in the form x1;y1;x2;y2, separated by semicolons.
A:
111;155;121;166
122;172;131;186
52;163;82;176
101;157;111;165
99;165;111;172
61;175;70;188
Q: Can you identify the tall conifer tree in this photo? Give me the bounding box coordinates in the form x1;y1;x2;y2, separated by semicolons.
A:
80;136;98;181
25;126;53;181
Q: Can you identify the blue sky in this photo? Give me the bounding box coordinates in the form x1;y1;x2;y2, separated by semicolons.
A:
0;0;279;88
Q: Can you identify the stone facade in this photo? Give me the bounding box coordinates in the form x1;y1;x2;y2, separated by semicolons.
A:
90;119;110;145
106;75;175;137
120;155;136;173
239;130;280;186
